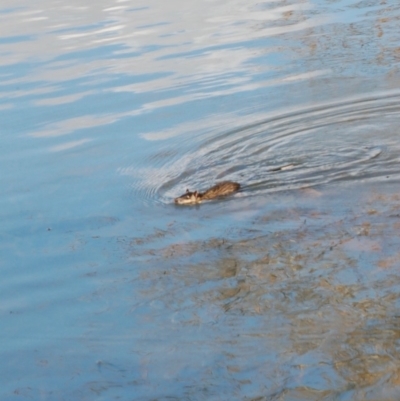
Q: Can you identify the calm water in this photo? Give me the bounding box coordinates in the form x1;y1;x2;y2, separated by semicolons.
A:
2;0;400;400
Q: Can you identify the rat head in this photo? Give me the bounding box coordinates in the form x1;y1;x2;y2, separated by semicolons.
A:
174;189;201;205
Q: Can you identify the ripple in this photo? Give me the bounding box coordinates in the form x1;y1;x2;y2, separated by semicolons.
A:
123;90;400;205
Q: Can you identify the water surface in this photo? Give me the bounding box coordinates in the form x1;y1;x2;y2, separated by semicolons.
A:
2;0;400;400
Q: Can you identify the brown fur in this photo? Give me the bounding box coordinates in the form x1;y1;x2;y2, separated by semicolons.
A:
174;181;240;205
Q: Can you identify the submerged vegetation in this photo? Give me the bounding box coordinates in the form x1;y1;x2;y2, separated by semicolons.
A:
126;187;400;399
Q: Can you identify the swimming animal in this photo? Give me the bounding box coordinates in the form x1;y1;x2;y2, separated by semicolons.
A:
174;181;240;205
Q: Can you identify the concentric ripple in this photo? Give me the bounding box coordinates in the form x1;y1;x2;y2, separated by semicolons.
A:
122;90;400;205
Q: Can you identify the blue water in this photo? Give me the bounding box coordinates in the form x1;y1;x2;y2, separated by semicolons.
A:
2;1;400;400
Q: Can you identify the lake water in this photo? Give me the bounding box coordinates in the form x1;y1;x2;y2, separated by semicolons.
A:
2;0;400;400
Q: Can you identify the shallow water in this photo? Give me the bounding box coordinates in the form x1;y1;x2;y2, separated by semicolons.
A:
2;0;400;400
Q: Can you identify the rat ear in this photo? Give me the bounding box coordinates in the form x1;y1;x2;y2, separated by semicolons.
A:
186;189;189;193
